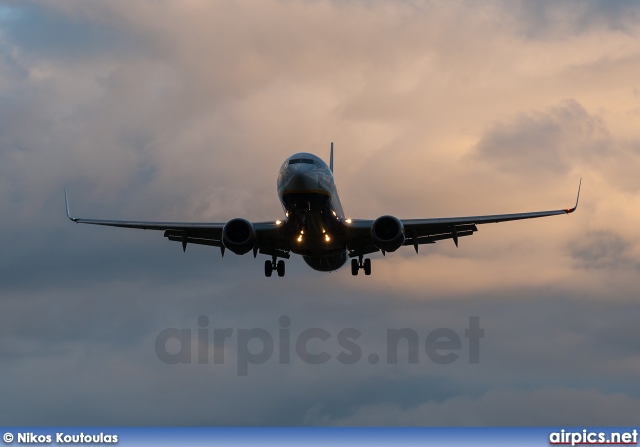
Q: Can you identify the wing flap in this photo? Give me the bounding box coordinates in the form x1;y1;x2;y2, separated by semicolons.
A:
165;235;223;248
404;226;477;246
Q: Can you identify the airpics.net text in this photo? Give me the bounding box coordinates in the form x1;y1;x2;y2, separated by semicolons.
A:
155;316;484;376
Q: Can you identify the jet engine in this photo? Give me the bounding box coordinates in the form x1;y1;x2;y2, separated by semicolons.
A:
371;215;405;252
222;218;256;255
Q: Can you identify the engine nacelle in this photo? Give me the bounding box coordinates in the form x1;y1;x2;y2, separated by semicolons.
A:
222;218;256;255
371;215;405;252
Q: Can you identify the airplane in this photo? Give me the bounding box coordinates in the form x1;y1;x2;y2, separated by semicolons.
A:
65;143;581;277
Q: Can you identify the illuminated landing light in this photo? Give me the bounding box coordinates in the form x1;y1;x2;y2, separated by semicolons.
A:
301;230;304;234
332;211;337;216
325;234;330;242
345;218;352;224
275;220;282;225
297;235;303;242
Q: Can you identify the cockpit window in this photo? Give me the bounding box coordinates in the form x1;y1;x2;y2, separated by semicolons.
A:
288;158;315;165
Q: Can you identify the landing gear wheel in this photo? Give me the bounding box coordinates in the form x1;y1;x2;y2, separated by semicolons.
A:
277;260;285;277
264;260;273;277
351;259;359;276
363;258;371;276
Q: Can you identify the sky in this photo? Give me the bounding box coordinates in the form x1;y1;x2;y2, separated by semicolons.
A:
1;0;640;426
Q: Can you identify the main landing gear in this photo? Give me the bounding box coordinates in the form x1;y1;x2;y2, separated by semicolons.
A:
265;257;285;277
351;256;371;276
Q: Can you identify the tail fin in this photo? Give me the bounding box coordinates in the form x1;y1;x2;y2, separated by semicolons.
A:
330;142;334;173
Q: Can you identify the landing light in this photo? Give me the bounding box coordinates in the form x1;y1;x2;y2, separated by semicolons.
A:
345;218;352;224
325;234;330;242
276;220;282;225
297;235;303;242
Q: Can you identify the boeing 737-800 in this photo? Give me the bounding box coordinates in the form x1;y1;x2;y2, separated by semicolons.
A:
66;144;580;277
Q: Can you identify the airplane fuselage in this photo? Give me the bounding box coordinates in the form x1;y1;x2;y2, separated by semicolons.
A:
276;152;349;271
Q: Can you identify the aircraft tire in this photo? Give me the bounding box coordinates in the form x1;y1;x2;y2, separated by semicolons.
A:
351;259;359;276
364;258;371;276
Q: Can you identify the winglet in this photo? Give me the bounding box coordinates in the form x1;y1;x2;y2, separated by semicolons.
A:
565;178;581;213
64;188;78;222
330;142;334;173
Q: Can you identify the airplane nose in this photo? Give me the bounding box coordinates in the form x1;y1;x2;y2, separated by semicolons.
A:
287;172;313;191
286;171;317;192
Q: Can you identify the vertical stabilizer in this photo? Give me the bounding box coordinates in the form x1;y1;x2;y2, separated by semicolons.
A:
330;142;334;173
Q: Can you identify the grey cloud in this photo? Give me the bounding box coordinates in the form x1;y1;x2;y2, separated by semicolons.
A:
470;99;640;196
472;99;611;179
317;387;640;426
1;0;640;428
3;279;640;425
499;0;640;38
589;314;640;365
568;230;638;270
0;2;135;63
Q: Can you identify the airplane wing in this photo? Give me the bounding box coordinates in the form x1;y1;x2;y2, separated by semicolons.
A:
346;180;581;256
64;189;285;257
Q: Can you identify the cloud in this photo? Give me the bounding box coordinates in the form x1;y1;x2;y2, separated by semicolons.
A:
316;387;640;426
568;230;639;270
503;0;640;38
471;99;611;179
0;0;639;427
